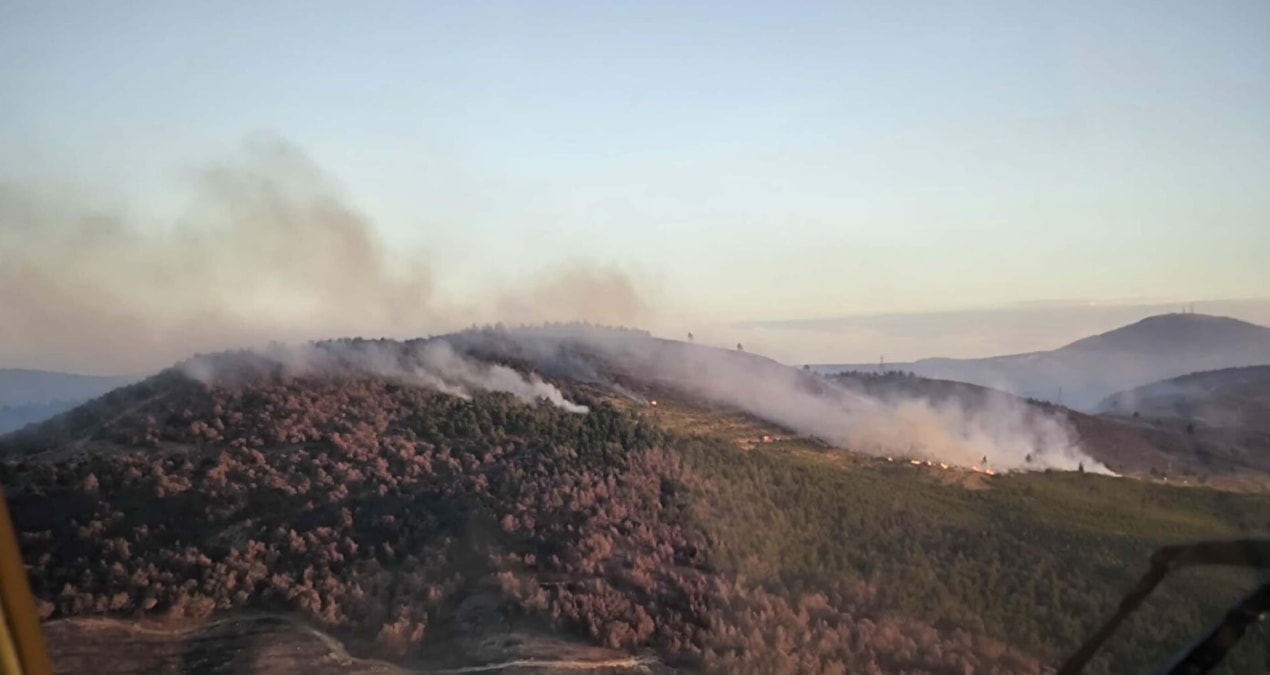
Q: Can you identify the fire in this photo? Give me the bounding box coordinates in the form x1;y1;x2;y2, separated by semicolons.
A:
909;460;922;466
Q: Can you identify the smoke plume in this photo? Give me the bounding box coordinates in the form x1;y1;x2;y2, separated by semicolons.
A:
0;134;651;375
179;338;588;414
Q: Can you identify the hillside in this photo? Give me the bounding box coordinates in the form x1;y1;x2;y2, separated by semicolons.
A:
814;314;1270;410
830;371;1270;480
2;329;1269;673
0;355;1042;674
1099;366;1270;429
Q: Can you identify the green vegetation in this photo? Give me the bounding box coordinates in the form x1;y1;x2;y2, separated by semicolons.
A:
678;438;1270;674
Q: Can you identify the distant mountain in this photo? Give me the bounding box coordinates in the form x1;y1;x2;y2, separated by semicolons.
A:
815;314;1270;410
0;400;82;435
0;369;141;432
0;369;139;407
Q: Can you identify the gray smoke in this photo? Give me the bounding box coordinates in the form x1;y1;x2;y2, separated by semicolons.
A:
0;134;651;375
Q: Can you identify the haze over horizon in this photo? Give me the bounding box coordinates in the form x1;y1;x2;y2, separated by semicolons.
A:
2;1;1268;374
4;299;1269;377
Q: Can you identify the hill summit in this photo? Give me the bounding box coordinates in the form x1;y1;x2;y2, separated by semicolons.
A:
1063;313;1270;357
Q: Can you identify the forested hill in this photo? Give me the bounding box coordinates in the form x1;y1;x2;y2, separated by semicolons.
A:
0;370;1041;674
1;338;1268;673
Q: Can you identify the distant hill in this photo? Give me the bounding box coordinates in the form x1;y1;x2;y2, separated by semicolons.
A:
1098;365;1270;425
815;314;1270;410
1096;366;1270;471
0;400;81;435
0;369;141;433
0;369;139;406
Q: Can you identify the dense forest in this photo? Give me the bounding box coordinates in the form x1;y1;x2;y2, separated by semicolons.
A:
1;356;1268;673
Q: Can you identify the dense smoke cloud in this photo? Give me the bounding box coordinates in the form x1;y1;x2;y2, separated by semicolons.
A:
455;326;1111;472
0;135;651;375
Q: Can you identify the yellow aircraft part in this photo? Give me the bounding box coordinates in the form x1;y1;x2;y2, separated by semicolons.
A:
0;488;52;675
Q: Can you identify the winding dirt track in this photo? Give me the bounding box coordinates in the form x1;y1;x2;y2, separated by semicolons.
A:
43;614;657;673
432;656;654;673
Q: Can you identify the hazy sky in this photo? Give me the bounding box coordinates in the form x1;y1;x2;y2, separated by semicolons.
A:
2;1;1269;370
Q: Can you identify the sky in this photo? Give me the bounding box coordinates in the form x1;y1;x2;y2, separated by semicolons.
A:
1;0;1269;372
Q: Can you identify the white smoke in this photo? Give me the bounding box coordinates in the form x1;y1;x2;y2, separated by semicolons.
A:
412;342;589;414
844;392;1102;472
456;326;1111;473
178;339;589;414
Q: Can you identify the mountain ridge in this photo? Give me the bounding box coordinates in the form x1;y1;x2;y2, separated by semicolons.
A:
0;368;141;405
0;368;145;433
